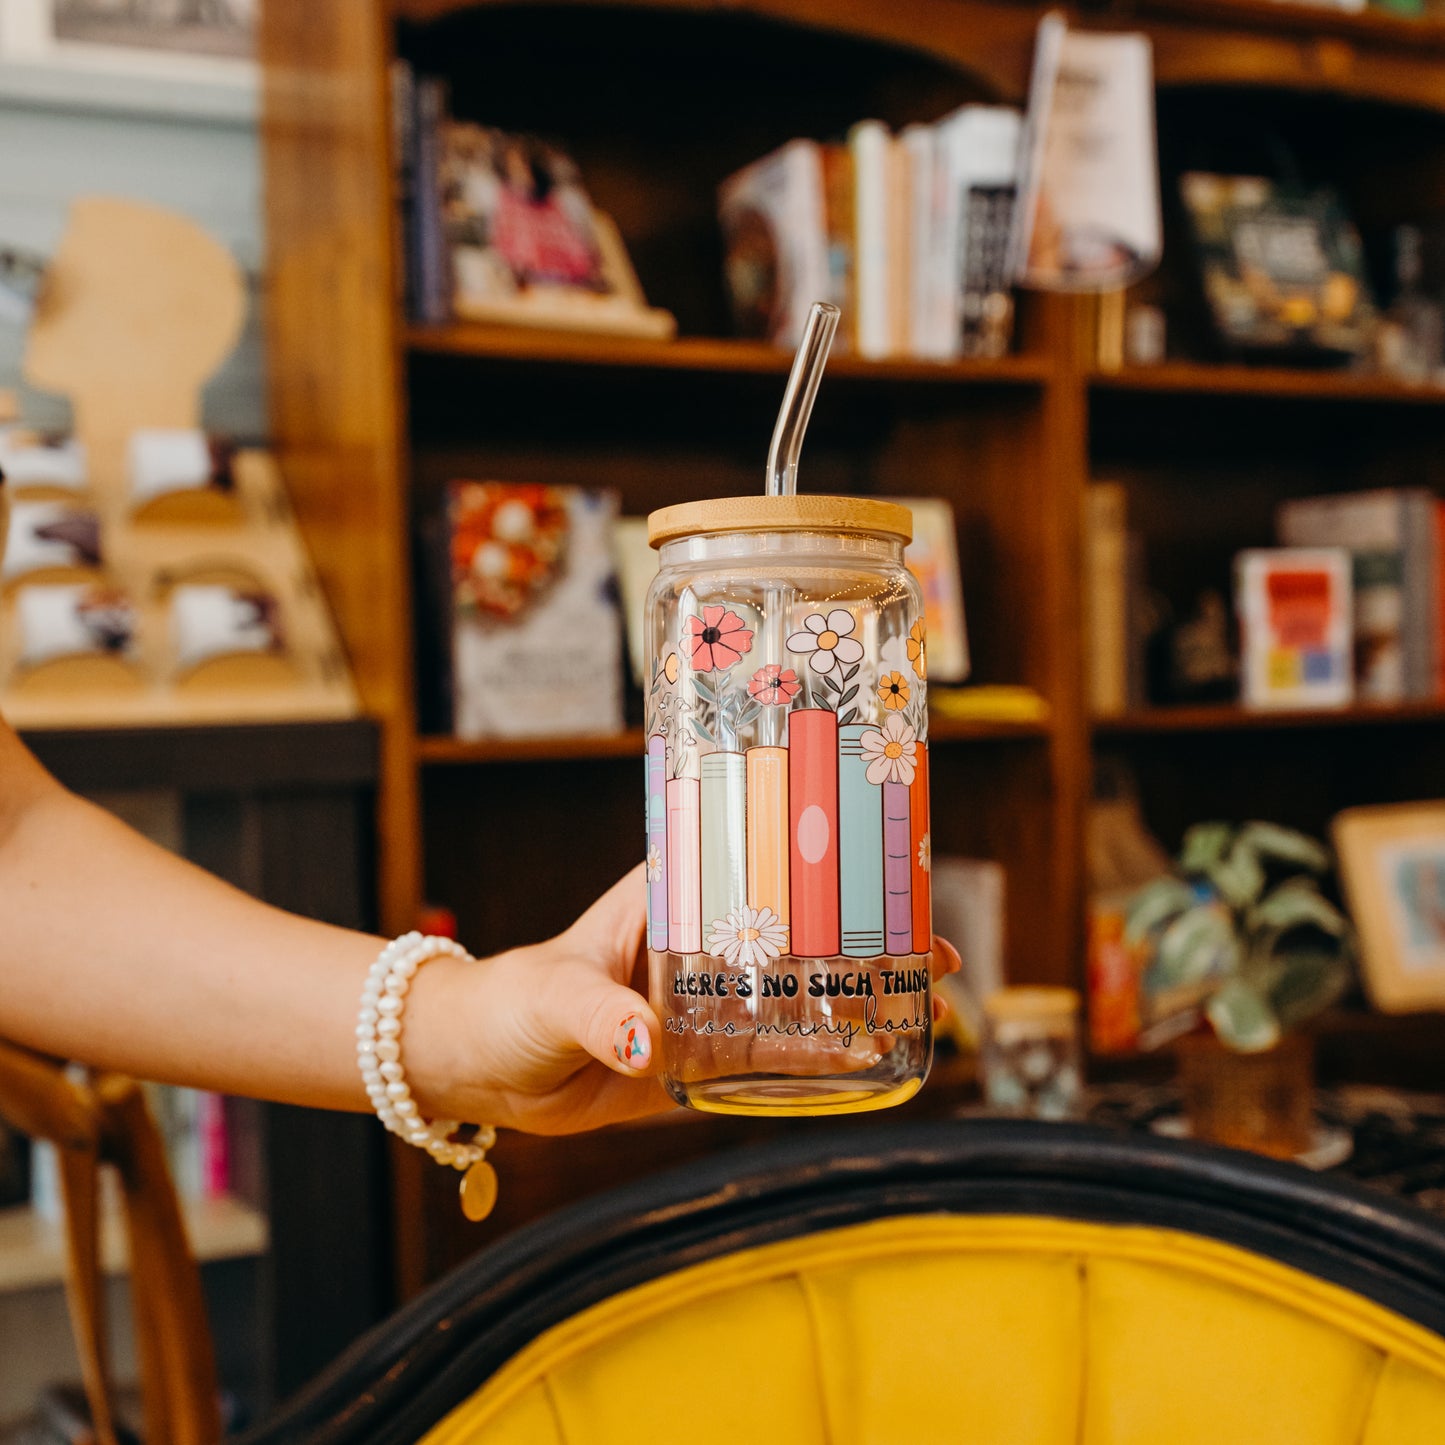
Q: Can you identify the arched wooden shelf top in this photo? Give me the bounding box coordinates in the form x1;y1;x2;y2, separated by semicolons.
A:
395;0;1445;114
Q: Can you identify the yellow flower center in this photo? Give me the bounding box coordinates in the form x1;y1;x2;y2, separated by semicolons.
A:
816;629;839;650
884;741;903;759
740;927;759;943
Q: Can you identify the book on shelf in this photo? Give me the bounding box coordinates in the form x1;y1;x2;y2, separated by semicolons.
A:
719;138;832;349
423;481;626;741
1085;482;1128;716
393;62;673;338
1277;489;1439;703
1010;15;1161;293
719;105;1022;361
1235;547;1353;710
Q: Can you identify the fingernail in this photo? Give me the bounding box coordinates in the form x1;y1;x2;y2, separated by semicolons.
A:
933;936;963;975
932;995;950;1023
614;1013;652;1070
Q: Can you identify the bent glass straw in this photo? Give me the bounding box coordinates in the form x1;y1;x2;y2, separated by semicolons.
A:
765;301;841;497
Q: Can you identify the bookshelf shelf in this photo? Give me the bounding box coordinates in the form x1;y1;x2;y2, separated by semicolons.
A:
0;1195;268;1295
415;712;1052;765
1089;363;1445;405
405;325;1054;385
1136;0;1445;50
1095;701;1445;735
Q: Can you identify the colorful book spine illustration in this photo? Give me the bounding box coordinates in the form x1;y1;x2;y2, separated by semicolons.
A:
789;709;840;957
667;776;701;954
910;743;931;954
838;723;885;957
701;750;747;935
746;746;790;945
883;779;913;954
646;734;668;950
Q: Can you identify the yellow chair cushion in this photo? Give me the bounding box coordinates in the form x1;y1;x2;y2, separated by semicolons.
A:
420;1215;1445;1445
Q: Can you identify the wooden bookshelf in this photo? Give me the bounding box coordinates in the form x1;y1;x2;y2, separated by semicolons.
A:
1095;701;1445;734
415;713;1051;765
1090;363;1445;404
0;1196;267;1296
260;0;1445;1297
407;324;1055;384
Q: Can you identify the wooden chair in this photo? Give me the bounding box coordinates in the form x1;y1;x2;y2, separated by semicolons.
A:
241;1118;1445;1445
0;1038;221;1445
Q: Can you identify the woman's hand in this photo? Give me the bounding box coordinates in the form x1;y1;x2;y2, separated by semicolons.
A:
406;865;962;1137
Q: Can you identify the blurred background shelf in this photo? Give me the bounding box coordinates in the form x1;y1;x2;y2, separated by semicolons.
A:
0;1196;268;1296
1094;701;1445;735
405;324;1054;384
1090;363;1445;404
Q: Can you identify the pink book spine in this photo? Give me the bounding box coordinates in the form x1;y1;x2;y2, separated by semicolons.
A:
667;776;701;953
646;735;668;950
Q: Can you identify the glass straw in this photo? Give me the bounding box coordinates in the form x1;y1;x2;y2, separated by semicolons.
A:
766;302;841;496
762;301;840;746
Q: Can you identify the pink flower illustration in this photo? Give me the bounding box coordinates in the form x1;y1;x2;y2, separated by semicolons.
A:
685;604;753;672
747;663;801;706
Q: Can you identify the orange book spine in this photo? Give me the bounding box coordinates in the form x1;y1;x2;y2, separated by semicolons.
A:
746;746;790;945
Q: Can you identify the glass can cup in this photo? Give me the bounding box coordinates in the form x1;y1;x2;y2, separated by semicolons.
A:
644;495;933;1116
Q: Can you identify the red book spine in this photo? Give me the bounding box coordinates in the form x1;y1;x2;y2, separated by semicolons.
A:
910;743;931;954
788;709;840;957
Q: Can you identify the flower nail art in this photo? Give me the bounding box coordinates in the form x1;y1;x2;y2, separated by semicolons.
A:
614;1014;652;1070
787;609;864;675
646;844;663;883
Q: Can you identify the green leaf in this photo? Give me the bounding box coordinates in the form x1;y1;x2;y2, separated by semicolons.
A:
1180;822;1233;873
1267;949;1352;1032
1153;904;1240;990
822;673;841;696
690;720;713;744
1235;821;1331;874
1248;879;1349;938
1206;979;1281;1052
839;685;859;706
691;676;715;703
842;664;859;684
1125;877;1197;946
1207;843;1267;909
839;707;859;725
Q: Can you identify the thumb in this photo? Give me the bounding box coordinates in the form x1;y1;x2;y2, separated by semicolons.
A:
550;959;661;1078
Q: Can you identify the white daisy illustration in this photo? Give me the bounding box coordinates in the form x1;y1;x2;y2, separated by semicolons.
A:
786;609;865;675
859;714;918;786
646;844;663;883
706;904;788;968
918;832;931;872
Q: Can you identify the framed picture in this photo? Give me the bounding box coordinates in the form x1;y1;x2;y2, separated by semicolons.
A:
0;0;257;120
1334;801;1445;1012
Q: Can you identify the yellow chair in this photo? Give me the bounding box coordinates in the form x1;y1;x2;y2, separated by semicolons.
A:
242;1121;1445;1445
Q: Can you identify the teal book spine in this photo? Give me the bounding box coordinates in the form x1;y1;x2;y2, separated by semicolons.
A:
700;750;747;939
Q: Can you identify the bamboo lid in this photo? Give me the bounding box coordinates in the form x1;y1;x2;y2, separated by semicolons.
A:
647;494;913;549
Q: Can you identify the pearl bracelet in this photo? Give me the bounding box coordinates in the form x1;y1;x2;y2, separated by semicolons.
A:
356;931;499;1221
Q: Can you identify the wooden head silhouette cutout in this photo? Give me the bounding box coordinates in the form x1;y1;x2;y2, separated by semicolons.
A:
24;197;245;493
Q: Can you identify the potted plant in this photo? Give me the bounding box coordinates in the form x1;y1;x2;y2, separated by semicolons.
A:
1125;820;1355;1156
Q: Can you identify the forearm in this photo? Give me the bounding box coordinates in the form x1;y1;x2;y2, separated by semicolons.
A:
0;736;386;1112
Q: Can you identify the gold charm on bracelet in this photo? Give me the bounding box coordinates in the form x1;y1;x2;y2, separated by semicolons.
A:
460;1159;499;1221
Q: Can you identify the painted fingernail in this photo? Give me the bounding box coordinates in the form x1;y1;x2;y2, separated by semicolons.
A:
614;1013;652;1070
933;995;951;1023
933;937;963;974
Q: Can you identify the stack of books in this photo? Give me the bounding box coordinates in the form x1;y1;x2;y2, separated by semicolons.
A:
718;106;1022;360
1086;483;1445;713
